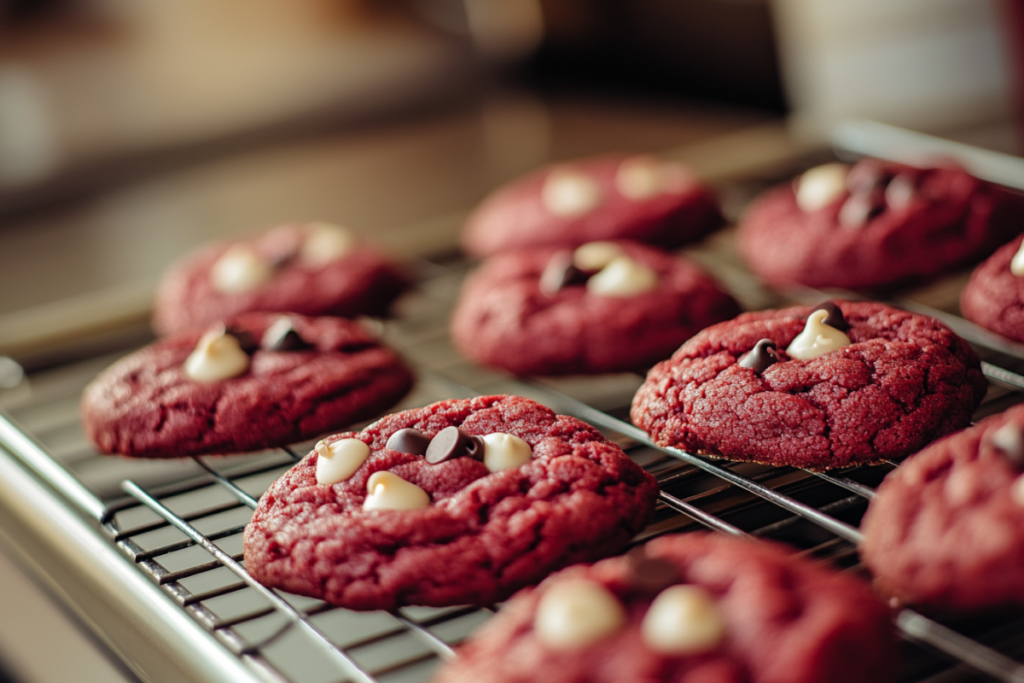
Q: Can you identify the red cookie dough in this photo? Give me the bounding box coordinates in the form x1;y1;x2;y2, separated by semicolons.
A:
153;223;410;335
433;533;899;683
82;313;414;458
462;154;722;256
738;159;1024;291
861;404;1024;611
450;241;740;375
242;395;658;610
631;301;986;470
961;234;1024;344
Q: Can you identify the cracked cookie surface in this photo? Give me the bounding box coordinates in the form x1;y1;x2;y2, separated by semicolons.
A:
242;395;659;610
451;241;740;375
630;301;985;470
738;159;1023;291
433;533;898;683
961;233;1024;344
861;404;1024;611
82;313;413;458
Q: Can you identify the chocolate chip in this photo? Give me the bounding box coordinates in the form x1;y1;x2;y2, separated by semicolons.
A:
223;326;259;355
625;547;681;596
885;172;917;211
539;250;589;295
987;423;1024;471
811;301;850;332
845;161;893;195
386;428;432;456
738;339;779;374
425;426;484;464
838;191;885;228
261;320;312;351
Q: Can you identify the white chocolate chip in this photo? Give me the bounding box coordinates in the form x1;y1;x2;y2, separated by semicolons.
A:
795;163;849;213
1011;241;1024;277
586;256;658;297
1012;474;1024;506
300;222;358;267
572;241;622;271
210;244;274;294
315;438;370;486
641;585;726;655
481;433;533;472
534;579;626;649
615;157;694;200
183;329;250;382
363;471;430;511
542;170;602;217
785;309;852;360
991;423;1024;461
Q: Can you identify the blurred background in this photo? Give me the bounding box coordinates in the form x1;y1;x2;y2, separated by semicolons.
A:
0;0;1017;680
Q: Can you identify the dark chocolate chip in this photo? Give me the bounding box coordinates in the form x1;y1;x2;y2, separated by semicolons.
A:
811;301;850;332
386;428;432;456
539;250;590;295
838;191;885;228
261;321;312;351
223;326;259;355
625;547;681;596
425;426;484;464
738;339;779;374
845;161;893;195
885;172;917;211
266;246;298;268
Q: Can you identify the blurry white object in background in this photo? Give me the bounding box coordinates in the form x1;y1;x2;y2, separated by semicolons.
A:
772;0;1012;139
0;65;57;186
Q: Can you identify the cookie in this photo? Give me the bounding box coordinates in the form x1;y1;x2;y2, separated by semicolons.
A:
861;404;1024;611
82;313;414;458
152;222;411;335
450;241;740;375
242;395;659;610
738;159;1024;290
433;533;899;683
960;234;1024;344
462;155;722;257
631;301;986;470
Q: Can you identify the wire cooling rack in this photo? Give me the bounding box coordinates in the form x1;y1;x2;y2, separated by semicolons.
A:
5;138;1024;682
3;250;1024;683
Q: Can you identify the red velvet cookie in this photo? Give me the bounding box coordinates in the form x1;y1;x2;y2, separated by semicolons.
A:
82;313;414;458
960;234;1024;344
433;533;899;683
450;241;740;375
631;301;986;470
153;222;411;335
738;159;1024;291
462;154;722;257
242;395;659;610
861;404;1024;611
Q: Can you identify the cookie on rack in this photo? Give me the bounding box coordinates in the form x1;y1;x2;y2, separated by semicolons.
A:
631;300;986;470
960;234;1024;344
450;240;740;375
432;532;899;683
861;403;1024;611
737;158;1024;291
242;395;659;610
462;154;722;257
153;222;411;335
82;313;414;458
